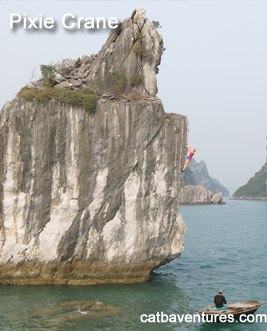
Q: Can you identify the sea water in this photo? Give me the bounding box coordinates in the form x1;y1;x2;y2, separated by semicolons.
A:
0;199;266;330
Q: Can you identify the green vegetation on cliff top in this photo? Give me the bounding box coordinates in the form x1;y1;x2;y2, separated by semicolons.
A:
17;87;97;113
233;164;267;198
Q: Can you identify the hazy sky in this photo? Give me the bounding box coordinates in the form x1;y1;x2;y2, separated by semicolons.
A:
1;1;267;193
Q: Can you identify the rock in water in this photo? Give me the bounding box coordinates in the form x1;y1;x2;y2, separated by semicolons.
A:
184;160;229;197
179;185;226;205
0;8;187;285
29;301;122;324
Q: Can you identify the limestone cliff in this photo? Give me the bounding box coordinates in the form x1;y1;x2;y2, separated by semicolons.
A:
0;9;187;285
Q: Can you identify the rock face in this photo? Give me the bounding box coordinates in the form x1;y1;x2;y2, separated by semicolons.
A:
184;160;229;197
0;9;187;285
29;8;163;96
85;8;163;95
179;185;226;205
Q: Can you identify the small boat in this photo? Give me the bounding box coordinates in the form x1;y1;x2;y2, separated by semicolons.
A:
193;301;265;322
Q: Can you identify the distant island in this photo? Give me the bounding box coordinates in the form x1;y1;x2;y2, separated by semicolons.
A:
180;159;229;205
184;160;229;196
232;163;267;200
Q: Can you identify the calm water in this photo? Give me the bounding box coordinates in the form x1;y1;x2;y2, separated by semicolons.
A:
0;199;266;330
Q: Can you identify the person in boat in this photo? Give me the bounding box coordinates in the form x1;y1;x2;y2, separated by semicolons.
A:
182;145;196;172
214;290;228;310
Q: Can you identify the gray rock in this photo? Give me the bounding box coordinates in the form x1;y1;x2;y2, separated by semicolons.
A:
26;80;45;90
180;185;225;204
26;82;35;89
54;81;73;89
85;8;163;95
69;79;82;87
102;93;114;98
80;70;90;79
131;8;146;30
61;68;71;76
65;74;81;80
74;58;81;68
81;55;92;65
54;73;65;83
211;192;225;204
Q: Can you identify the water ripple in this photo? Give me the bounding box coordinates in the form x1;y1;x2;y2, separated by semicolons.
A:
0;200;266;330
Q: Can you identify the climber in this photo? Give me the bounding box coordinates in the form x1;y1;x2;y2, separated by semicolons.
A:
182;145;196;172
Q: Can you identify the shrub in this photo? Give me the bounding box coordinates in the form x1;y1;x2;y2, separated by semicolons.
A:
135;32;144;41
17;87;97;113
175;127;180;134
40;64;57;87
133;42;153;62
109;71;128;96
80;87;95;95
152;20;162;29
90;80;104;94
130;73;141;87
